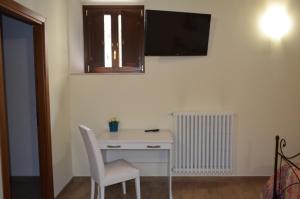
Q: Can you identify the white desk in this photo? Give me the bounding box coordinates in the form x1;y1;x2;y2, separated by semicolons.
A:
97;130;173;199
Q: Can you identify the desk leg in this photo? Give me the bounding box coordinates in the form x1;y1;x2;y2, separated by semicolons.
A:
168;148;173;199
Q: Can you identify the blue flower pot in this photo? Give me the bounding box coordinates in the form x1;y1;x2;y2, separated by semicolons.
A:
109;122;119;132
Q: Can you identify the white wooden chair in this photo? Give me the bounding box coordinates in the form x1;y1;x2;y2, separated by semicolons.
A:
79;125;141;199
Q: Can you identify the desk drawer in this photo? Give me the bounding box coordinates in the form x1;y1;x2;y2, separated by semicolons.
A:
100;143;172;150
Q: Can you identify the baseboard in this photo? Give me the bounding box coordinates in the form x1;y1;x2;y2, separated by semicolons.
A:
141;176;268;182
69;176;268;183
171;176;268;182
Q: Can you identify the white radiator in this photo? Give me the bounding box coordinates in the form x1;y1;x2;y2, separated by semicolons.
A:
173;112;234;175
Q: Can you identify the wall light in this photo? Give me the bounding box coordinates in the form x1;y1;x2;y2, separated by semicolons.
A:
260;3;292;40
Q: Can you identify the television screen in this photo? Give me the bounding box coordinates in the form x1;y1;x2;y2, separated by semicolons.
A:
145;10;211;56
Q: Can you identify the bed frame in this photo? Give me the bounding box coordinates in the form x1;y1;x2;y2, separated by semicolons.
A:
273;136;300;199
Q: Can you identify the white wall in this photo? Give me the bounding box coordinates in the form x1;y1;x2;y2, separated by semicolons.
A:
69;0;300;177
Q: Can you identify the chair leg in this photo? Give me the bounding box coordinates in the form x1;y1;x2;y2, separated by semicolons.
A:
90;178;95;199
100;186;105;199
135;177;141;199
122;181;126;195
97;185;100;199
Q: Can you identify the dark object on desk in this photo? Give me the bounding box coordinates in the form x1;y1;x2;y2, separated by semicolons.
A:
144;129;160;132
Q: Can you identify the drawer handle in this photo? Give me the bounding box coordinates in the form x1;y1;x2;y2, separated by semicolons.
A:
147;145;161;149
107;145;121;148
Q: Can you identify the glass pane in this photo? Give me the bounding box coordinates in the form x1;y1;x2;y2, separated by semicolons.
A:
104;15;112;68
118;14;123;67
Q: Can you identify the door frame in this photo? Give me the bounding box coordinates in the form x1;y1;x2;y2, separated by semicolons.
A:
0;0;54;198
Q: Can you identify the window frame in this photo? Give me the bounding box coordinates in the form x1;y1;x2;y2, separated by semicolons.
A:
83;5;145;74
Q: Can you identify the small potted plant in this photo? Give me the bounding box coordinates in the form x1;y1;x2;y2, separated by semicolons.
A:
108;117;119;132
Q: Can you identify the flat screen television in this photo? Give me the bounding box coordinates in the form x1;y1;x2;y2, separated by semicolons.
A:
145;10;211;56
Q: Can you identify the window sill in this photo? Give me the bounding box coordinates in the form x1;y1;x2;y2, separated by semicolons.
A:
69;72;145;76
86;66;144;74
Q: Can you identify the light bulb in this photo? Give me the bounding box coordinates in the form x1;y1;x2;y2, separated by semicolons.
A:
260;4;292;39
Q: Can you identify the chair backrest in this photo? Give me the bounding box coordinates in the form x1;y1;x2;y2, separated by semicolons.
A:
79;125;105;185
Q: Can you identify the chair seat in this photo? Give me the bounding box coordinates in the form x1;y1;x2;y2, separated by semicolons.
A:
104;159;139;186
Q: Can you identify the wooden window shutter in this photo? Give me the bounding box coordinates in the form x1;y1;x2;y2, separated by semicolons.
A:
121;8;144;69
86;9;105;68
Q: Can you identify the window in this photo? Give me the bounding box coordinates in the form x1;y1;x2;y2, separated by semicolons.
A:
83;6;145;73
